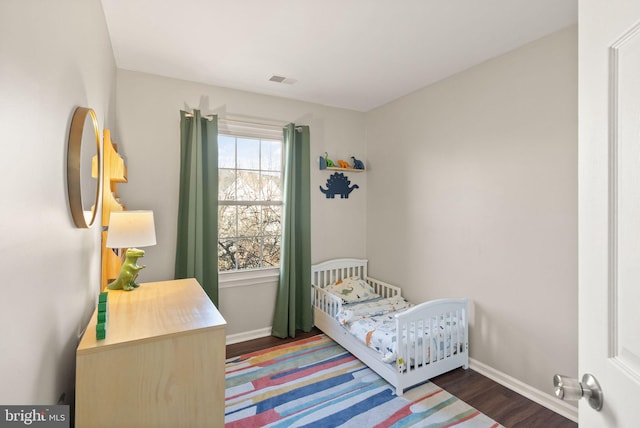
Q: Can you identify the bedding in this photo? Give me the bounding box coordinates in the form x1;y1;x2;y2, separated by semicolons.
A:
335;295;411;324
335;296;460;364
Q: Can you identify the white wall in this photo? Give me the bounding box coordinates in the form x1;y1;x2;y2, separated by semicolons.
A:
114;70;367;335
365;27;578;406
0;0;115;405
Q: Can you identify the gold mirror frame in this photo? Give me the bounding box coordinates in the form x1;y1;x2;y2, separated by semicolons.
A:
67;107;101;228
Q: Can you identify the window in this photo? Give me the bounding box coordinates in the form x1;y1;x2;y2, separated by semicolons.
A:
218;133;283;272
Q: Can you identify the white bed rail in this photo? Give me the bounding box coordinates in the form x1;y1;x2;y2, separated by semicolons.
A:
311;258;368;287
365;277;402;299
312;277;402;319
395;298;469;378
312;286;343;319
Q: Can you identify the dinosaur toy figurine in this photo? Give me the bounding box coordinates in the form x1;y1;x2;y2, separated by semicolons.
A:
324;152;336;168
337;159;350;169
107;248;147;291
351;156;365;170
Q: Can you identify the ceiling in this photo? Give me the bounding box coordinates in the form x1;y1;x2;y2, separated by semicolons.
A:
100;0;577;112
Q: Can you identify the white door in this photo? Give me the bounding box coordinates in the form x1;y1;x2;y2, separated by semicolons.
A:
579;0;640;426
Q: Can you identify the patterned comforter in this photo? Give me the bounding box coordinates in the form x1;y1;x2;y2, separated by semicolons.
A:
335;296;459;364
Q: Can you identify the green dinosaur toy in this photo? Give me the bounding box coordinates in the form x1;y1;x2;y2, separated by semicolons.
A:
107;248;146;291
324;152;336;168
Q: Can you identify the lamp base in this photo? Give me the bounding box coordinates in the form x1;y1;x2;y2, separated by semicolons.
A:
107;248;147;291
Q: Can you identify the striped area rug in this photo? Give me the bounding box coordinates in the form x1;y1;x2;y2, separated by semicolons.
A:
225;334;503;427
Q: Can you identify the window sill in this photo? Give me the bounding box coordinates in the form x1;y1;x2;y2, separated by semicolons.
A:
219;268;280;289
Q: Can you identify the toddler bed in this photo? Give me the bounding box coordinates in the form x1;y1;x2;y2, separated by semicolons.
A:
312;258;469;396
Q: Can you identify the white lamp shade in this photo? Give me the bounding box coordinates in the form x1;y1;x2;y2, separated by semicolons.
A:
106;210;157;249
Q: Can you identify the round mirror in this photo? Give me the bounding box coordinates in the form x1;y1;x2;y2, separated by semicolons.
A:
67;107;100;228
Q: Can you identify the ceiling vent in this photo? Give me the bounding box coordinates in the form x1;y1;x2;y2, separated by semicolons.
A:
269;75;297;85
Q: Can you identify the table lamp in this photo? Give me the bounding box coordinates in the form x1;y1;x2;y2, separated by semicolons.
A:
105;210;157;291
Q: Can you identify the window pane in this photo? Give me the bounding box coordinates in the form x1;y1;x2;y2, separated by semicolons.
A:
218;238;236;272
236;237;261;270
262;171;282;201
262;205;281;236
218;205;236;238
237;205;261;237
237;138;259;170
261;139;281;172
236;170;261;201
219;169;236;201
218;135;236;168
217;132;282;273
262;235;281;268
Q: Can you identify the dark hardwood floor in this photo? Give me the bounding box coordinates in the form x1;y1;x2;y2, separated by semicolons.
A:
226;327;577;428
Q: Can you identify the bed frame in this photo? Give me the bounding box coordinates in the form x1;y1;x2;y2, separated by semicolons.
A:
312;258;469;396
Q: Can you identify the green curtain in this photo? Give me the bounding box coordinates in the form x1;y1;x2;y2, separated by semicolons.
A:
175;110;219;306
272;124;312;338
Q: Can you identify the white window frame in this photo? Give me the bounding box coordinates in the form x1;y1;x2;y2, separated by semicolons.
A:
217;120;284;280
219;267;280;289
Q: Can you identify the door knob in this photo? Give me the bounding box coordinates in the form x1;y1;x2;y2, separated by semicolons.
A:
553;373;603;411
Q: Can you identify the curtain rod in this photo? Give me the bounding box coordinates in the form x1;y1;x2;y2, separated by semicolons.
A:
184;112;303;131
184;112;281;127
183;111;215;122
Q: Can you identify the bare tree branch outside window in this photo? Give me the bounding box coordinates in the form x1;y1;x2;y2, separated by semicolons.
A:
218;134;282;272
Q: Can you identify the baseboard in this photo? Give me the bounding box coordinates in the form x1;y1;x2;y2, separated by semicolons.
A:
469;358;578;423
226;327;272;345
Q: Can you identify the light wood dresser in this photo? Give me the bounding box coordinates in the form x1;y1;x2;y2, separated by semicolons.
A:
75;278;226;428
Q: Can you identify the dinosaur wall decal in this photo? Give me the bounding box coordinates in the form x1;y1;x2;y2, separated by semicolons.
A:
320;172;359;199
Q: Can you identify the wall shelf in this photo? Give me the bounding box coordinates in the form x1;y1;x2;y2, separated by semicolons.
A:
322;166;364;173
319;154;365;172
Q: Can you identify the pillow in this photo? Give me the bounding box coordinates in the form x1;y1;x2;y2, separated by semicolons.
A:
325;276;379;303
